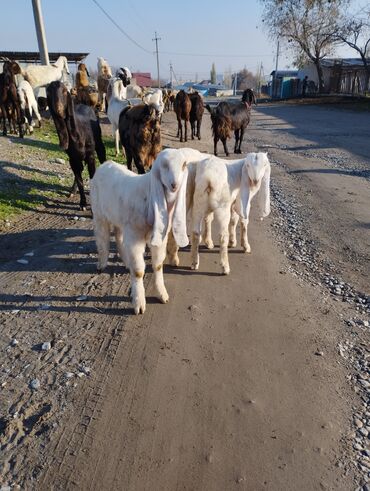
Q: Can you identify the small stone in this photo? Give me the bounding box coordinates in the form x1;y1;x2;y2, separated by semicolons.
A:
41;342;51;351
315;351;324;357
11;309;20;314
79;217;87;222
38;304;51;311
355;419;364;429
10;338;19;346
76;295;88;301
17;259;29;265
360;428;369;437
24;251;34;257
29;379;40;390
79;366;91;375
54;158;65;164
64;372;74;379
354;443;363;451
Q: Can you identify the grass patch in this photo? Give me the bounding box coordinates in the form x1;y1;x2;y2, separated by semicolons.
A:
0;115;124;224
0;170;73;221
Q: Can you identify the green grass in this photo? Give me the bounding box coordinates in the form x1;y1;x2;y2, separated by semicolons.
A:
0;117;122;224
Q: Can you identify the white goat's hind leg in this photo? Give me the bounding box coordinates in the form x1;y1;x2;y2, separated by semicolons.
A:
240;218;251;253
114;226;126;266
228;208;239;247
203;212;214;249
114;127;120;156
126;238;146;315
191;216;202;270
151;242;169;304
215;206;231;275
94;218;110;272
167;229;180;267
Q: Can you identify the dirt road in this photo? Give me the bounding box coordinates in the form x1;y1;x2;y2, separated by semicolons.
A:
0;103;369;490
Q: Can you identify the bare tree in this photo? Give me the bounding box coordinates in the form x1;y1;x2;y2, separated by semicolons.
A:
234;68;259;90
261;0;345;93
336;10;370;92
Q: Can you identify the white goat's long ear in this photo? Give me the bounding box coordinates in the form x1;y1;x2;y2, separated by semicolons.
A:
172;166;189;248
240;162;251;220
150;164;168;247
259;159;271;219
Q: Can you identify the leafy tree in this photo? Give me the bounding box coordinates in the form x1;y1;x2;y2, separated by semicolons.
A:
261;0;345;93
210;63;217;84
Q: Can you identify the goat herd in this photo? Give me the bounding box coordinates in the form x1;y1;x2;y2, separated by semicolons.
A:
1;55;270;315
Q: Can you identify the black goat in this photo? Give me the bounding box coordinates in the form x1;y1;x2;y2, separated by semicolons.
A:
47;81;106;210
189;92;204;140
206;89;255;156
119;103;161;174
0;60;24;137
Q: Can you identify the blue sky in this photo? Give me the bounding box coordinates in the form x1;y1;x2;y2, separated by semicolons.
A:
3;0;363;82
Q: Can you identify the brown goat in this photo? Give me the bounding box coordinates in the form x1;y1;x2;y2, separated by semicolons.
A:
119;104;161;174
174;90;191;142
189;92;204;140
75;63;89;90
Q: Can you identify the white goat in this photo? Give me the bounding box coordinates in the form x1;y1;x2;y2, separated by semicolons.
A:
97;57;112;77
106;77;130;156
142;88;164;116
17;80;42;132
187;152;271;275
90;148;189;315
23;56;70;95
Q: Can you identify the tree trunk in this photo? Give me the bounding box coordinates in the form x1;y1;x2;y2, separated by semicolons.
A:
314;59;325;94
360;54;370;95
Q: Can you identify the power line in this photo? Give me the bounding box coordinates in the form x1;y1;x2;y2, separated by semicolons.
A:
161;51;274;58
91;0;152;54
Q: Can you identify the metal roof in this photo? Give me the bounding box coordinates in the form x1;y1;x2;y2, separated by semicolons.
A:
0;51;89;64
321;58;370;68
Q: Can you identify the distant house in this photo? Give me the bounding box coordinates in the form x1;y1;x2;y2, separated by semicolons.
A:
132;72;153;87
299;58;370;95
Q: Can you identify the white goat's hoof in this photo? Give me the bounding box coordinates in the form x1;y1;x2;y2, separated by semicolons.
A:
169;256;180;267
204;240;214;250
242;244;251;254
158;291;169;304
221;266;230;275
133;301;146;315
191;262;199;270
228;239;237;248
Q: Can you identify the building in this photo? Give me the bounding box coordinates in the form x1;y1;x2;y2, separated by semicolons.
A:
299;58;370;95
270;70;299;99
132;72;153;87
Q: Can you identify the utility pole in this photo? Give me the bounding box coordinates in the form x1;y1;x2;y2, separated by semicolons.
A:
32;0;49;65
257;62;263;96
275;38;280;73
169;61;173;88
233;72;238;96
153;31;161;88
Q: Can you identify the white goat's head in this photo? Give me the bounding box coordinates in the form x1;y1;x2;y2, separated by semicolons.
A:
54;56;70;75
240;152;271;220
149;149;189;248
